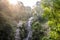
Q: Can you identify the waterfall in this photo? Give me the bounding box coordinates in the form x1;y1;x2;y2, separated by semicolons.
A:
15;21;23;40
15;17;34;40
24;17;34;40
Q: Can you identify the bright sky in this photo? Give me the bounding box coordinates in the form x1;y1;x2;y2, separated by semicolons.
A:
8;0;41;8
18;0;40;8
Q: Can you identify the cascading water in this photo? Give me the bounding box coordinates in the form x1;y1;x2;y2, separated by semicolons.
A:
15;17;34;40
24;17;34;40
15;21;23;40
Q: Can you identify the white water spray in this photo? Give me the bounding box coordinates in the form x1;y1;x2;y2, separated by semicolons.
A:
24;17;34;40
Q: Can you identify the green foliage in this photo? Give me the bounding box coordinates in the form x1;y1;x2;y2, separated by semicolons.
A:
49;31;60;40
32;21;44;40
42;0;60;40
32;21;41;30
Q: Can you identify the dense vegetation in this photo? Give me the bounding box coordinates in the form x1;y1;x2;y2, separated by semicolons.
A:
0;0;60;40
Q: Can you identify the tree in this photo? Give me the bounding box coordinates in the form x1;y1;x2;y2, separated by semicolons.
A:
42;0;60;40
32;21;44;40
0;0;16;40
31;1;48;40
